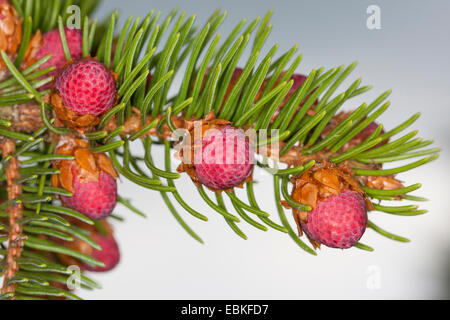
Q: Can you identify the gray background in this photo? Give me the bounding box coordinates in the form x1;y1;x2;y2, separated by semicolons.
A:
83;0;449;299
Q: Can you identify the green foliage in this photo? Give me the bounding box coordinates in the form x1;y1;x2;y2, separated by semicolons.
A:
0;0;440;300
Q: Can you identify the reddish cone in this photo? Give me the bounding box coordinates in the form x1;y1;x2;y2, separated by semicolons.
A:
56;219;120;272
34;27;82;79
351;121;386;147
290;162;370;249
83;232;120;272
194;125;254;190
179;117;254;190
300;190;367;249
60;171;117;220
51;59;117;127
53;139;118;220
54;59;116;116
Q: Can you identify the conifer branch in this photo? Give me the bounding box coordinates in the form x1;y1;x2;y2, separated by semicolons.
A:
0;0;441;299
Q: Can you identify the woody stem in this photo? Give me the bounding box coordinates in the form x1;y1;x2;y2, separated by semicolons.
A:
0;139;24;296
0;102;179;140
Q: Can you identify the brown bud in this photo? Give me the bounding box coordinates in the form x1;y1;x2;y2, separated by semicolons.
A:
52;138;117;193
0;0;22;70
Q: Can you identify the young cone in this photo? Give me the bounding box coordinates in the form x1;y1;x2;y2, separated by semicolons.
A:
52;138;118;220
51;58;118;128
177;113;255;191
288;161;371;249
56;218;120;272
24;27;82;81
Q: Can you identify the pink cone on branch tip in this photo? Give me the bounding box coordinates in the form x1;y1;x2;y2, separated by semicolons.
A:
60;171;117;220
53;59;117;116
290;162;371;250
84;233;121;272
53;139;119;220
55;218;120;272
300;190;368;249
194;126;254;190
35;27;83;79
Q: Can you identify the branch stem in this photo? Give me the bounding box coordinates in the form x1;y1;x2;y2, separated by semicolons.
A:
1;139;24;297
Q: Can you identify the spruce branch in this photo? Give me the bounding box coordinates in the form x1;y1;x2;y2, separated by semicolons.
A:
0;0;442;299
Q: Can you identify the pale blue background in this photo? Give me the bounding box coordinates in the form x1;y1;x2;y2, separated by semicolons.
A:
81;0;450;299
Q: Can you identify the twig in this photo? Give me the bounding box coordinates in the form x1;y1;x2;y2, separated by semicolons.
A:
1;139;24;296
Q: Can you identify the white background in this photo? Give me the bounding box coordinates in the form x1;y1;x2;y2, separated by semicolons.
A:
81;0;450;299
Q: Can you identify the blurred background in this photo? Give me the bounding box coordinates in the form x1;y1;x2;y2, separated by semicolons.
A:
83;0;449;299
